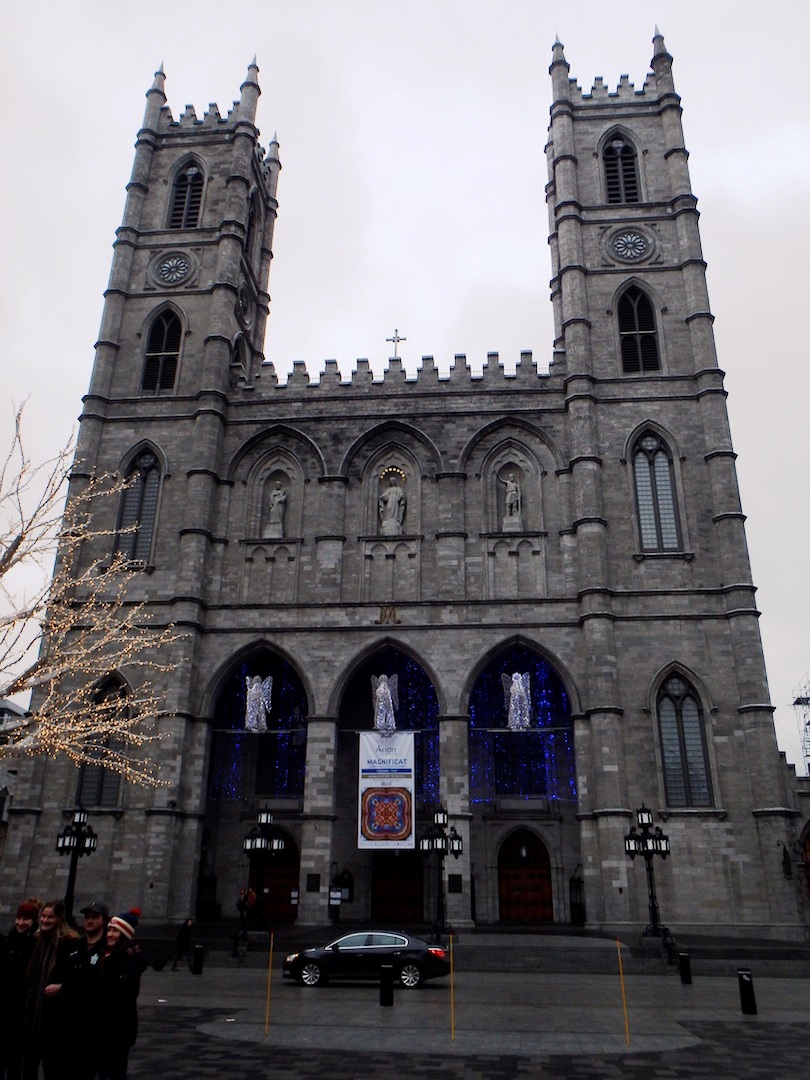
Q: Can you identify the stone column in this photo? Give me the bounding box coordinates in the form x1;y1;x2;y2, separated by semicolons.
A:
297;717;337;923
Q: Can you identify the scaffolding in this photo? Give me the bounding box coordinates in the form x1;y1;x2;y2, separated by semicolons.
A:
792;674;810;770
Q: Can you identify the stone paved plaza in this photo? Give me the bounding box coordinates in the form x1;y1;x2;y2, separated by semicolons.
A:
128;960;810;1079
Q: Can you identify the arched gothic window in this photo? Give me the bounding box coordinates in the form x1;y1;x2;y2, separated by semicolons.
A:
76;680;125;808
618;286;659;373
114;450;161;564
142;311;182;393
657;675;713;807
169;163;204;229
632;431;680;552
603;134;640;204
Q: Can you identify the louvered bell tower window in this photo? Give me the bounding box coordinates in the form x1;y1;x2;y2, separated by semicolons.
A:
618;286;659;373
169;164;204;228
633;433;680;551
142;311;181;393
114;450;160;564
604;135;640;204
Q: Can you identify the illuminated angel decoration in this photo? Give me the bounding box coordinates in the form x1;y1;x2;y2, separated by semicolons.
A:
245;675;273;732
501;671;531;731
371;673;399;731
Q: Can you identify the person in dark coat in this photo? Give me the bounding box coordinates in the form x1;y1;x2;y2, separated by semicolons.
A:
58;901;110;1080
22;899;80;1080
169;917;193;971
97;909;147;1080
0;900;40;1080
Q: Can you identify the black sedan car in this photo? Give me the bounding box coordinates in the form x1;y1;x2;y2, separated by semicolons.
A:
283;931;450;988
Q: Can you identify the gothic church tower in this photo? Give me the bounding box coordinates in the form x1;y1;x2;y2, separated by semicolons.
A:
545;32;797;929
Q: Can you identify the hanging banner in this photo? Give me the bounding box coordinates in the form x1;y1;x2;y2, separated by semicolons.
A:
357;731;415;849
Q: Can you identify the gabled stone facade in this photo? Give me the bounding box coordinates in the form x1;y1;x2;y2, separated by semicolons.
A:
2;38;806;938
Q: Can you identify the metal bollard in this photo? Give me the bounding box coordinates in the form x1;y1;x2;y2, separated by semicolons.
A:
678;951;692;984
737;968;757;1014
379;962;394;1007
192;944;205;975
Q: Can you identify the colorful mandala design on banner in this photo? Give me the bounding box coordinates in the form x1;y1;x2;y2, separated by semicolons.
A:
361;787;412;842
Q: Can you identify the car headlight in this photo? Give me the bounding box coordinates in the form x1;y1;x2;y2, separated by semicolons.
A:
285;953;299;963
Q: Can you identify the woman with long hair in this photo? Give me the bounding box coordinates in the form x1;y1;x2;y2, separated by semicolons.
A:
22;899;79;1080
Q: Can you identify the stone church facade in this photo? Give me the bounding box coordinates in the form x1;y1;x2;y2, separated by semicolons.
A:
3;34;808;937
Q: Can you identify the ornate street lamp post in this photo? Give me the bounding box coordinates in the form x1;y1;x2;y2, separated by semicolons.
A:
419;806;462;941
624;805;670;936
56;808;98;923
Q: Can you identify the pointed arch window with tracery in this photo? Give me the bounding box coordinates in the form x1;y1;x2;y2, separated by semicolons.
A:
603;133;640;204
76;679;126;808
114;450;161;564
142;311;182;393
632;431;681;552
618;286;659;373
169;163;204;229
657;675;713;807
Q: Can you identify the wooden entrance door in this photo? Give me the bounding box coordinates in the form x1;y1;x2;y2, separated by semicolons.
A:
498;828;553;922
249;833;300;924
370;850;424;921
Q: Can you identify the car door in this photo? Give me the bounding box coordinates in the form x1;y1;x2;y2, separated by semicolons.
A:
368;932;409;975
328;933;372;979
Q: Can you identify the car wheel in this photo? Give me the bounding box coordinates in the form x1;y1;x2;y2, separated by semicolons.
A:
299;961;323;987
398;962;422;989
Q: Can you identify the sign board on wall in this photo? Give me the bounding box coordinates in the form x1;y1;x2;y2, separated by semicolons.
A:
357;731;415;849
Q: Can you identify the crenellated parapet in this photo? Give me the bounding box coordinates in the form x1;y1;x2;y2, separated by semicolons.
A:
566;70;659;103
255;350;562;392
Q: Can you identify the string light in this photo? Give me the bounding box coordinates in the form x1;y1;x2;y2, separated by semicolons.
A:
2;410;186;786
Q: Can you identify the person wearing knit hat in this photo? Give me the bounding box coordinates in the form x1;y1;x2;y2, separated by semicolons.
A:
108;909;139;941
0;898;41;1079
99;908;147;1080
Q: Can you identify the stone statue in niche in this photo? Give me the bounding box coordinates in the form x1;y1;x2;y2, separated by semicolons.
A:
501;671;531;730
371;673;399;731
245;675;272;732
263;480;287;539
378;475;406;535
499;471;523;532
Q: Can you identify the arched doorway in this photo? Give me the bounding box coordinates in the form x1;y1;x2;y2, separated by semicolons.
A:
498;828;553;923
199;649;309;922
336;646;439;922
247;830;300;924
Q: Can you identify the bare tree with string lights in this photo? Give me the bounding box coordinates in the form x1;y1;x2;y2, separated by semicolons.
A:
0;404;184;784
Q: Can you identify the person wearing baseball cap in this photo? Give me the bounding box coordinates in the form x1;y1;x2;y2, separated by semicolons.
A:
58;901;111;1077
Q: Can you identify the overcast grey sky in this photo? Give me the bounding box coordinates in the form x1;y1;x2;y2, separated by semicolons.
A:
2;1;808;769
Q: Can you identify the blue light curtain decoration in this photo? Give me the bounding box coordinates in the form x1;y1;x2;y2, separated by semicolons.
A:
469;645;576;805
338;649;440;804
208;656;308;800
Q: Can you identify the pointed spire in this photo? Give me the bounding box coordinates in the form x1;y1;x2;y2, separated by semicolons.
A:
238;56;261;123
652;25;669;57
142;63;167;130
148;63;166;99
266;131;280;165
549;35;571;99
